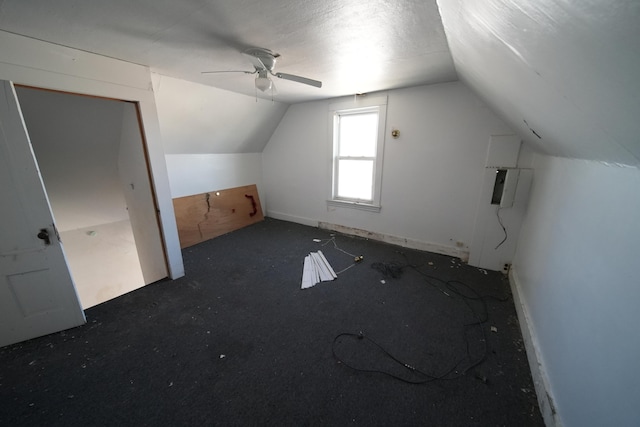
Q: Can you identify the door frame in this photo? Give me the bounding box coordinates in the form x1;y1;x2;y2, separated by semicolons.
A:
14;85;171;307
15;84;171;277
0;31;184;280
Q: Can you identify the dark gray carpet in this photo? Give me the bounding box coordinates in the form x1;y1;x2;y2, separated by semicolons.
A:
0;218;543;426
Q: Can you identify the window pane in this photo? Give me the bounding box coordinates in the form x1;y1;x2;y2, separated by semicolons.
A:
337;159;373;200
338;112;378;157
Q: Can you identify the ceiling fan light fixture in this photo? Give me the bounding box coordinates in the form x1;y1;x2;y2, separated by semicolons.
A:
255;75;272;92
202;47;321;95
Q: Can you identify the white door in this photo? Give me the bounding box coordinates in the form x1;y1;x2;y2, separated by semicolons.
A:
0;80;85;348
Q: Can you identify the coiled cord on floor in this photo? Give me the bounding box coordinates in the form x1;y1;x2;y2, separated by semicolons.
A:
332;257;510;384
332;331;463;384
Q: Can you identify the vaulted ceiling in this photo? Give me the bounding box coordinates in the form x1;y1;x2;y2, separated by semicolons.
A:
0;0;457;104
1;0;638;165
438;0;640;166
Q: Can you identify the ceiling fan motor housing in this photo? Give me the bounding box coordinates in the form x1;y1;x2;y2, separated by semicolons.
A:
245;47;278;71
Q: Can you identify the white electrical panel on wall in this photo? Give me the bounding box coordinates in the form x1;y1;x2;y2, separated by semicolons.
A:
486;135;521;168
490;168;520;208
500;169;520;208
470;134;532;271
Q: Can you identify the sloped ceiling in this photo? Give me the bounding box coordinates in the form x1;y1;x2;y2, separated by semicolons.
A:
152;74;289;154
2;1;637;165
0;0;457;104
437;0;640;167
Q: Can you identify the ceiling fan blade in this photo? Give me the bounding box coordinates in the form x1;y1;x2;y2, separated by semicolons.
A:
201;70;255;75
274;73;322;88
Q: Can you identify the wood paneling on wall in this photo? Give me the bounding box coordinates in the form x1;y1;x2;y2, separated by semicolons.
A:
173;184;264;248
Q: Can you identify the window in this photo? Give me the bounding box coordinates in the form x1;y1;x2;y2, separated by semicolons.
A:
328;96;387;212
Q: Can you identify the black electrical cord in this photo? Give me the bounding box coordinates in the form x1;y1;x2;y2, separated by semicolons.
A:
416;273;489;373
407;262;510;375
399;251;510;306
333;257;511;384
331;332;463;384
495;206;508;250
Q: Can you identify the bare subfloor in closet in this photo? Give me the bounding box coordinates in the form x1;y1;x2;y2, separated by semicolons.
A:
61;219;144;309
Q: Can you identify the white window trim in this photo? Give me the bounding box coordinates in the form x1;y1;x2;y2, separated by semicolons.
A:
327;95;387;212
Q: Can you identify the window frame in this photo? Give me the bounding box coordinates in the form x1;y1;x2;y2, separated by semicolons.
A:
327;95;387;212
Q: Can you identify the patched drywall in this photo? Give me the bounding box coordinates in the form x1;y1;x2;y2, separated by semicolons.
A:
513;154;640;426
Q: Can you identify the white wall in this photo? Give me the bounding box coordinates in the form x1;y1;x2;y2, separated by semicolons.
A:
263;82;514;258
118;101;167;284
468;138;535;271
166;153;265;211
152;73;288;155
0;30;183;278
15;87;128;232
153;74;285;203
435;2;640;425
512;153;640;427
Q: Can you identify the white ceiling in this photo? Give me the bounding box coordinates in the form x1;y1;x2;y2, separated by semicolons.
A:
438;0;640;166
0;0;457;104
4;0;638;165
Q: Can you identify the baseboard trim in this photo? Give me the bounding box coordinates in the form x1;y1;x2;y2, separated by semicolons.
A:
265;210;319;227
263;214;469;261
318;221;469;261
509;267;561;427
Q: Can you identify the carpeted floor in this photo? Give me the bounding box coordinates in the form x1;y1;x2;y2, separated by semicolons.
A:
0;218;543;426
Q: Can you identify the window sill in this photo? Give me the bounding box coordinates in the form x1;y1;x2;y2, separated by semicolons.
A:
327;199;381;213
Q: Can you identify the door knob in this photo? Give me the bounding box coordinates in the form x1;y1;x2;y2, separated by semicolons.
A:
37;229;51;245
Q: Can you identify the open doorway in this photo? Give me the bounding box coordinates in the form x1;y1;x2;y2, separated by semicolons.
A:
15;86;168;309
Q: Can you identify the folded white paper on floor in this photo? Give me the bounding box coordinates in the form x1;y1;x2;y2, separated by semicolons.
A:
301;250;337;289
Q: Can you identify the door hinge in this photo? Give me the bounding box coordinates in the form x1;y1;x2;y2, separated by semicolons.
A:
53;223;62;243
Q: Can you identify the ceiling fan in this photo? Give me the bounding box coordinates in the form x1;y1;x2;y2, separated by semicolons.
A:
202;47;322;93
